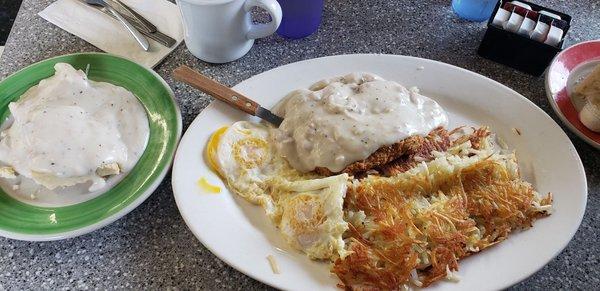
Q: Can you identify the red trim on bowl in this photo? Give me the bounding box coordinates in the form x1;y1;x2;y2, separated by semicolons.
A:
548;41;600;144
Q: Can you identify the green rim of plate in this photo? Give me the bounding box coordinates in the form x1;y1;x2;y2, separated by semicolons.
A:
0;53;180;236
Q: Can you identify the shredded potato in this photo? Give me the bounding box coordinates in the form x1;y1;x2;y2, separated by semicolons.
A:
333;129;552;289
267;255;280;274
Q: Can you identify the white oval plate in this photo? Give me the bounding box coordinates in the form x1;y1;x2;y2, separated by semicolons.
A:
172;55;587;290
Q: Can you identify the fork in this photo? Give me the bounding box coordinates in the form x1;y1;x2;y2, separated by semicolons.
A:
85;0;150;51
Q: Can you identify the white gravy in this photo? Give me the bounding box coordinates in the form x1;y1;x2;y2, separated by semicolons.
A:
0;63;149;203
271;73;448;173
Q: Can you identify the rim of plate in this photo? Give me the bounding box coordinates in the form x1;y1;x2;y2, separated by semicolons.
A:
545;39;600;149
173;54;587;290
0;52;182;241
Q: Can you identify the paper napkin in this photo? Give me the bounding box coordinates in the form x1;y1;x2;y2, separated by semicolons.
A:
39;0;183;68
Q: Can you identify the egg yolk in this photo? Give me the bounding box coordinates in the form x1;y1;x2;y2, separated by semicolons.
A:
206;126;229;177
197;177;221;193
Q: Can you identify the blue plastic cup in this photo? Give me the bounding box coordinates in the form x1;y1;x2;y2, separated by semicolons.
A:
452;0;498;22
276;0;324;39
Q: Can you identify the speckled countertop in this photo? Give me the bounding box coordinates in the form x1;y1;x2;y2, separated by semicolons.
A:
0;0;598;289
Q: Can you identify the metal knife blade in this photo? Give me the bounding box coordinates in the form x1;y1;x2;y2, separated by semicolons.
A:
112;0;157;33
102;7;176;47
256;106;283;127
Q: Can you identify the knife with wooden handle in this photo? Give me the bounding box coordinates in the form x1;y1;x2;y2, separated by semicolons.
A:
173;65;283;126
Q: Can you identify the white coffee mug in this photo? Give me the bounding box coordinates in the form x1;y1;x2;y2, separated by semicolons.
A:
176;0;282;63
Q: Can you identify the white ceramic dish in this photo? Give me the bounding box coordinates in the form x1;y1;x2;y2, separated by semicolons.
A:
172;54;587;290
545;40;600;149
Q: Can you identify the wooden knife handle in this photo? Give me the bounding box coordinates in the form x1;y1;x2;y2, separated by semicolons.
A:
173;65;259;115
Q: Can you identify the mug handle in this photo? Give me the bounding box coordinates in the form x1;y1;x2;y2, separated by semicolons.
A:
244;0;282;39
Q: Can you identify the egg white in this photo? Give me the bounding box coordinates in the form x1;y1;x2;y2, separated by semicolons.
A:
208;121;349;260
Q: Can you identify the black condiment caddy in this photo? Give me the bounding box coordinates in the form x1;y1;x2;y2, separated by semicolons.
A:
478;0;572;76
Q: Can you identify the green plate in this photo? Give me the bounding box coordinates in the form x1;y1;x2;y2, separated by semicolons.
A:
0;53;181;241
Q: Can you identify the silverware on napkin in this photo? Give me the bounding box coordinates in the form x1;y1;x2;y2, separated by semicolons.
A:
85;0;150;51
83;0;177;48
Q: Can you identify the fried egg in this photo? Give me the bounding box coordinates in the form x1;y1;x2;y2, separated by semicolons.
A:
276;174;349;259
207;121;349;259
